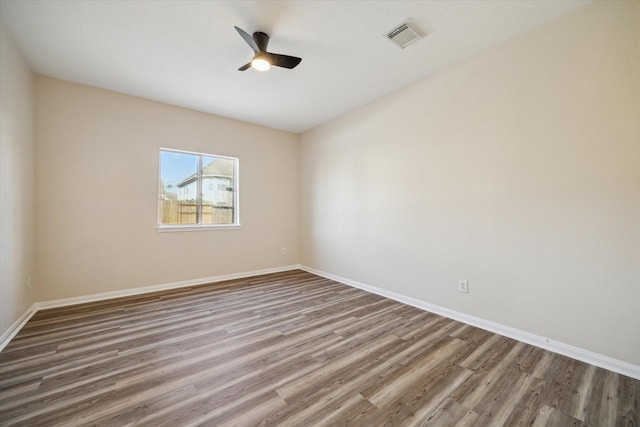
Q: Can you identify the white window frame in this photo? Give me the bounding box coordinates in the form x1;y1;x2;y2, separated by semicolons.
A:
157;148;240;232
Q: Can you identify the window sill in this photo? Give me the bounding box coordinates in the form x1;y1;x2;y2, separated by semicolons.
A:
157;224;242;232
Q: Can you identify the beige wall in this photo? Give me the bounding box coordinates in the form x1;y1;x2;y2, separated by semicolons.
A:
300;1;640;365
0;24;36;337
35;77;299;301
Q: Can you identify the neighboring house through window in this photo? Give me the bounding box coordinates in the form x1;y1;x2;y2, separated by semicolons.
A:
158;148;239;228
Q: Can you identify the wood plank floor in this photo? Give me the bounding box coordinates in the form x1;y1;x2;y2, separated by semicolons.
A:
0;270;637;426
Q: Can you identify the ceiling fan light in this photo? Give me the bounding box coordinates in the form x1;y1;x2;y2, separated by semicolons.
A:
251;57;270;71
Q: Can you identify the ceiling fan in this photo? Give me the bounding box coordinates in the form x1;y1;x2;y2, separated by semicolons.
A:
234;26;302;72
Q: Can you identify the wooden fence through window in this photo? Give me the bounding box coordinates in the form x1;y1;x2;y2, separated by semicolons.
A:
161;200;233;224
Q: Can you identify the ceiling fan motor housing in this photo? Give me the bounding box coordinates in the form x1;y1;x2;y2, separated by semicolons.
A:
253;31;270;52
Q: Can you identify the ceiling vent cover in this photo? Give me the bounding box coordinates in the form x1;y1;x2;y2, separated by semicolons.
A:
386;22;422;49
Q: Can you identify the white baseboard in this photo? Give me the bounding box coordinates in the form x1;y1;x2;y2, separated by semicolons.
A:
37;265;301;310
0;265;300;352
0;302;38;352
4;264;638;380
299;265;640;380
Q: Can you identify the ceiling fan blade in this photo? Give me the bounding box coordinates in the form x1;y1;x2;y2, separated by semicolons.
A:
265;53;302;69
234;26;258;53
238;62;252;71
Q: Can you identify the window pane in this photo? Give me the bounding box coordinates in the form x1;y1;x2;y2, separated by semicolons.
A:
160;151;198;225
159;149;238;227
201;156;235;225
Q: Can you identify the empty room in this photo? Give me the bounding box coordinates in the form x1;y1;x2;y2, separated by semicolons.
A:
0;0;638;425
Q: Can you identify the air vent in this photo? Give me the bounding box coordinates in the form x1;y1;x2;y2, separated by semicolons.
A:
386;22;422;49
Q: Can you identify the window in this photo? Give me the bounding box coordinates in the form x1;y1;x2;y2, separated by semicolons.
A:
158;148;239;229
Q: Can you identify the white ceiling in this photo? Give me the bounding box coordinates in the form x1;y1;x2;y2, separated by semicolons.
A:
0;0;591;133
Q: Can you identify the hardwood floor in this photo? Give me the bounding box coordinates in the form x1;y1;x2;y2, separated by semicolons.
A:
0;270;637;426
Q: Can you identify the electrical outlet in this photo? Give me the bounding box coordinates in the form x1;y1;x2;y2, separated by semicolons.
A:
458;279;469;294
281;247;287;256
26;275;31;290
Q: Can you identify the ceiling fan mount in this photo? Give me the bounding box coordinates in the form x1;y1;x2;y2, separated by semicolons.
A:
234;26;302;72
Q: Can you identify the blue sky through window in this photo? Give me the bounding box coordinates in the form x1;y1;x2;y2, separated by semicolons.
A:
160;151;198;191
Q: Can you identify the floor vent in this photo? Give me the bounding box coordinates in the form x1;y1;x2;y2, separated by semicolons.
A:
386;22;423;49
